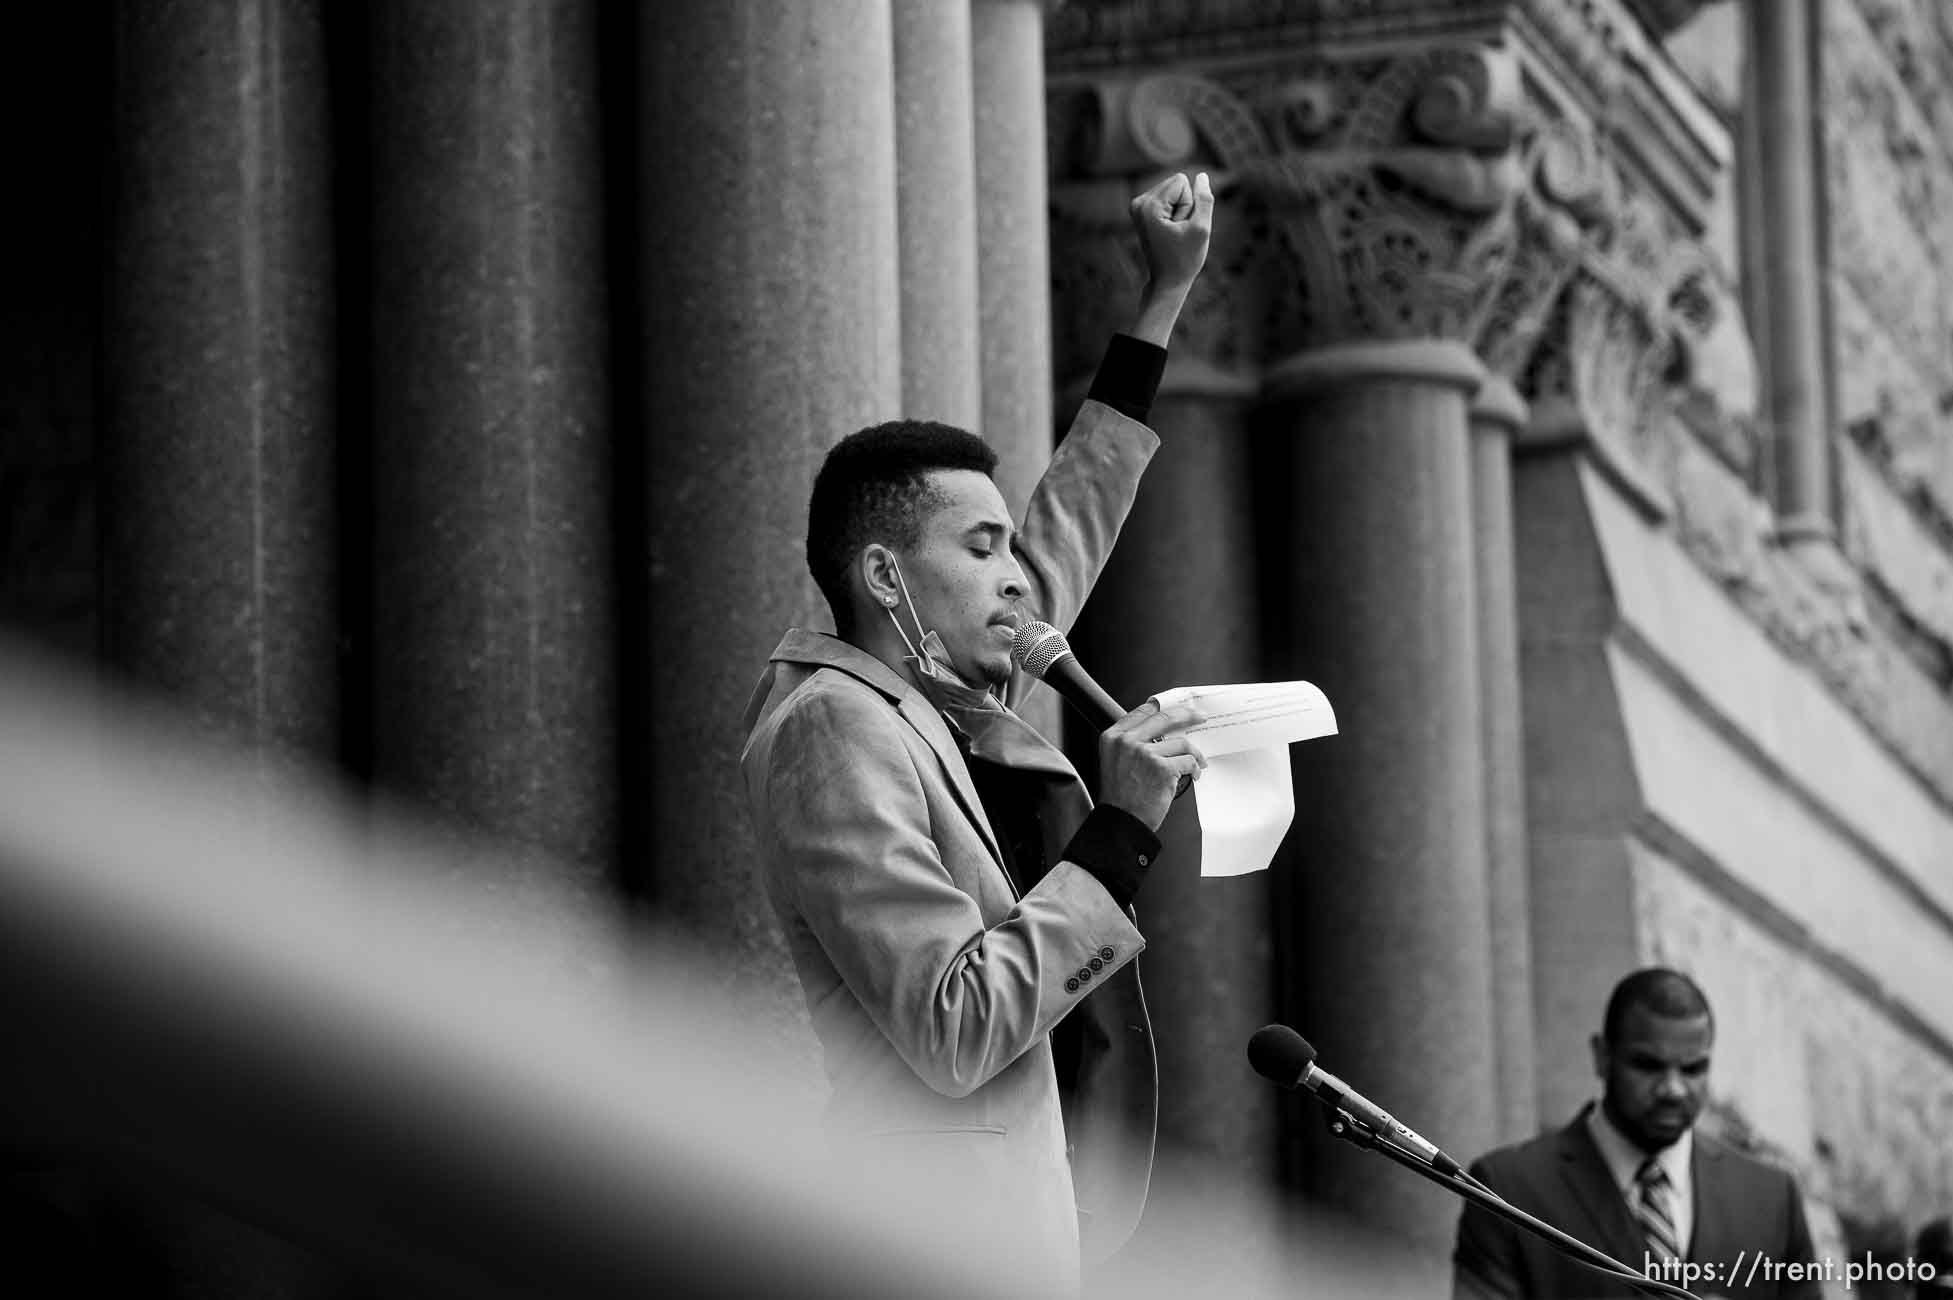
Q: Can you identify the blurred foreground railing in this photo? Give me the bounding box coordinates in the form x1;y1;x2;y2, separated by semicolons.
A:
0;639;1445;1298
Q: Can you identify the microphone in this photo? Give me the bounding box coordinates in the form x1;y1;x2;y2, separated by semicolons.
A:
1247;1025;1462;1177
1013;619;1192;799
1011;620;1125;729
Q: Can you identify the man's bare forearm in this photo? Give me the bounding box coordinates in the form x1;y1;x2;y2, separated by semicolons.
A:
1126;277;1194;350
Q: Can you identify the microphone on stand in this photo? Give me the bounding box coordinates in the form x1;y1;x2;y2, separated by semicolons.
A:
1247;1025;1703;1300
1247;1025;1463;1177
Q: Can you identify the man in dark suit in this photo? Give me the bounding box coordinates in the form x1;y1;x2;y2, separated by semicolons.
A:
1453;968;1821;1298
1915;1214;1953;1298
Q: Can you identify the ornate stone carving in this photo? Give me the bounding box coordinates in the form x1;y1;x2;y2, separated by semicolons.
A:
1057;68;1273;178
1509;0;1631;107
1051;0;1729;230
1664;247;1760;470
1052;48;1536;363
1050;0;1641;108
1474;115;1607;382
1523;190;1676;448
1048;27;1728;463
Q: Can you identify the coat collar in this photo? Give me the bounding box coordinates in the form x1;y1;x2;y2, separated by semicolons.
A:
1551;1104;1732;1267
763;627;916;700
759;628;1080;775
1553;1103;1652;1267
1684;1126;1731;1267
751;629;1008;874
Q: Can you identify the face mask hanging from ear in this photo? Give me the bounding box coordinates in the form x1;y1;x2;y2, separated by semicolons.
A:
883;556;973;690
884;559;1089;844
881;557;1086;801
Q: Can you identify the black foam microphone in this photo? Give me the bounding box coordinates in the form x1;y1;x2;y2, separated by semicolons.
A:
1011;620;1125;729
1247;1025;1462;1176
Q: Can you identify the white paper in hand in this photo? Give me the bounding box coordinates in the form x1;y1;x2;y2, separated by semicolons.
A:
1147;681;1336;877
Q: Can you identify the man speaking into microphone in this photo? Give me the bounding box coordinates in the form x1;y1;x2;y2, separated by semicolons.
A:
739;172;1214;1291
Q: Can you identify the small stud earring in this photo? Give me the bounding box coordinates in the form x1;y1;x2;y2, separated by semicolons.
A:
883;595;896;606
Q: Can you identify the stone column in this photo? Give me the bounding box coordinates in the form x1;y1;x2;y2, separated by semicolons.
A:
1048;46;1533;1249
1747;0;1832;541
367;0;614;885
1069;368;1278;1247
640;3;902;984
105;0;335;759
1513;205;1698;1125
973;0;1059;742
102;7;339;1287
1266;340;1499;1248
1462;128;1602;1144
1508;442;1646;1126
1232;45;1523;1249
971;0;1054;514
893;1;982;429
1469;375;1539;1144
1047;70;1292;1244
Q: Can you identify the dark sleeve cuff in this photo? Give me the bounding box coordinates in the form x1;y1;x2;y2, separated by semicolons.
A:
1061;804;1161;910
1084;333;1167;424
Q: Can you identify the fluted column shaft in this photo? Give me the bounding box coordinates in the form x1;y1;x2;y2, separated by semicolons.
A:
973;0;1061;741
894;1;982;429
102;6;337;1290
641;2;902;967
1470;375;1539;1145
368;0;615;884
106;0;335;758
1072;370;1280;1248
1267;340;1499;1250
1748;0;1831;541
972;0;1054;513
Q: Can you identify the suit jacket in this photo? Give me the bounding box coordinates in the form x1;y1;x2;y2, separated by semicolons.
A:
1453;1107;1822;1300
740;397;1161;1286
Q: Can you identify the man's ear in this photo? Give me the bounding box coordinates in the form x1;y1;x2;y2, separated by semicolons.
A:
858;543;900;610
1588;1032;1608;1082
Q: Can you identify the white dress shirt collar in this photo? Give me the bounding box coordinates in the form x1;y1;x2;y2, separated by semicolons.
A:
1586;1101;1695;1258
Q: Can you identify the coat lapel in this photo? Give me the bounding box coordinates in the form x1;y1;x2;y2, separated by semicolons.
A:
1685;1138;1727;1265
756;630;1011;877
957;697;1094;863
894;692;1008;877
1555;1112;1650;1269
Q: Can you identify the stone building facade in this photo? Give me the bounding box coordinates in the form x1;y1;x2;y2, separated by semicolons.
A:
0;0;1948;1292
1042;0;1953;1280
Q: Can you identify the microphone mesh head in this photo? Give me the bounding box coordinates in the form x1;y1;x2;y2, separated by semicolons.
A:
1011;620;1071;680
1246;1025;1316;1086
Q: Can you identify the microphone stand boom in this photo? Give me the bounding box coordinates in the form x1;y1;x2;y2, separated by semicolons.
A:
1317;1108;1701;1300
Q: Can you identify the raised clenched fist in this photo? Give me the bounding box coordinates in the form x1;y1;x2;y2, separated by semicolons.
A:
1128;171;1214;292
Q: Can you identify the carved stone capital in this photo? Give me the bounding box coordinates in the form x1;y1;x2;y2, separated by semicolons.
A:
1047;17;1732;420
1052;48;1555;369
1050;0;1731;230
1239;144;1522;352
1517;190;1693;514
1473;114;1608;382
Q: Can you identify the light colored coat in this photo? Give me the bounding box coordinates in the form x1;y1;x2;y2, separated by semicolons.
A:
740;398;1161;1284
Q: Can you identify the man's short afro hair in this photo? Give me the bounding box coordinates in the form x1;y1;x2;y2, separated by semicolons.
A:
806;420;997;635
1601;967;1713;1044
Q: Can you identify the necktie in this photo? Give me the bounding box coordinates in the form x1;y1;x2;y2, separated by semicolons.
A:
1636;1156;1682;1266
